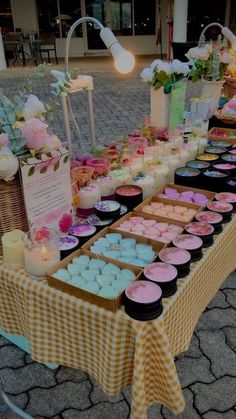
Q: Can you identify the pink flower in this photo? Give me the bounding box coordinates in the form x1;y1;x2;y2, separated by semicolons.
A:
0;133;8;147
59;213;73;233
22;118;48;151
45;134;61;151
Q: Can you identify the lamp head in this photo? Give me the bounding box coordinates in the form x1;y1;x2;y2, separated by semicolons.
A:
100;27;135;73
222;27;236;52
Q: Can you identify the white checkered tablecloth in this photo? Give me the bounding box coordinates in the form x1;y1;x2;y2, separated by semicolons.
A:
1;215;236;419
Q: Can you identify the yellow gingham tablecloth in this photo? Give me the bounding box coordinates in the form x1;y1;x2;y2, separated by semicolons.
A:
1;215;236;418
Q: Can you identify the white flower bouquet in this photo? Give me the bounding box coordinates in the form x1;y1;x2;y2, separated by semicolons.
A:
140;59;190;93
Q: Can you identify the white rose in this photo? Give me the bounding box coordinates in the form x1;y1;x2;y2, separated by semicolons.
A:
186;46;210;61
221;52;234;64
157;61;172;74
171;59;190;75
21;94;46;120
140;67;153;83
0;146;19;181
150;59;162;70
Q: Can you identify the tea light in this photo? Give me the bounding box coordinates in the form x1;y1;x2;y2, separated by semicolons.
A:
2;229;25;270
158;247;191;278
132;173;156;199
124;280;163;320
207;201;233;223
143;262;178;297
115;185;143;210
185;222;214;247
23;228;60;278
174;167;201;188
77;184;101;211
229;149;236;155
172;234;203;262
212;163;236;176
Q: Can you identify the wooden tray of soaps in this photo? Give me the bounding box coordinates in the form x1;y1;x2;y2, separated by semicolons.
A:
47;248;142;312
155;183;215;203
208;127;236;144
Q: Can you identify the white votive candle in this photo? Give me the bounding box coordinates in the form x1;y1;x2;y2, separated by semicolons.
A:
24;245;60;278
2;229;25;270
78;184;101;209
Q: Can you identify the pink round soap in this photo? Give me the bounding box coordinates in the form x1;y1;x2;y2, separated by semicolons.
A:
125;280;162;303
185;222;214;236
207;201;233;213
144;262;177;283
159;247;191;265
215;192;236;203
195;211;223;224
173;234;203;250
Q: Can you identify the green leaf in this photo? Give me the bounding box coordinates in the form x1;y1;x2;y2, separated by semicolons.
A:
40;166;48;174
28;166;35;176
54;161;60;171
154;82;162;90
63;155;69;164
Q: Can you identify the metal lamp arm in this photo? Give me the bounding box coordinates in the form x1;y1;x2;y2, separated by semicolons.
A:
65;17;105;74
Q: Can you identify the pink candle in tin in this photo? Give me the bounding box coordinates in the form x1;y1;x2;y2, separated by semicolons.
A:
215;192;236;203
144;262;177;283
159;247;191;265
125;280;162;303
195;211;223;224
116;185;142;196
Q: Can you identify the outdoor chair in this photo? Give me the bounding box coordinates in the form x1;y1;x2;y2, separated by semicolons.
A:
39;32;58;64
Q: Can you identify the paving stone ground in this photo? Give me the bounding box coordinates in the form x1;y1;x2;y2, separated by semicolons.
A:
0;59;236;418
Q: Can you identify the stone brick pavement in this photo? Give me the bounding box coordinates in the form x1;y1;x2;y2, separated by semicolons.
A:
0;60;236;418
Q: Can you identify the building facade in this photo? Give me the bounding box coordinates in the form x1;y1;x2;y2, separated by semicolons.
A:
0;0;234;58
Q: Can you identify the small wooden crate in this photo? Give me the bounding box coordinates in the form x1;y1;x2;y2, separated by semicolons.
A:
47;248;142;312
208;127;236;144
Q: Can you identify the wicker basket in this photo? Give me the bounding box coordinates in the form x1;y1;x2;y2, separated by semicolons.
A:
0;174;28;255
222;77;236;99
215;109;236;125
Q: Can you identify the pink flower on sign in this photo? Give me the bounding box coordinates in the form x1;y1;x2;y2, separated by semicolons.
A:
0;133;8;147
59;213;73;233
45;134;61;151
22;118;48;151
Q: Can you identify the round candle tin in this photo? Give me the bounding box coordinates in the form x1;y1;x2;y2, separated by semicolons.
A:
215;191;236;211
69;224;97;244
124;280;163;321
205;146;227;155
212;163;236;176
158;247;191;278
207;200;233;223
202;168;229;192
87;214;114;229
143;262;178;297
196;153;219;162
229;148;236;154
184;222;214;247
115;185;143;211
210;140;233;148
172;234;203;262
95;200;121;219
221;153;236;164
186;160;210;170
59;235;80;259
195;211;223;234
174;167;201;188
226;177;236;195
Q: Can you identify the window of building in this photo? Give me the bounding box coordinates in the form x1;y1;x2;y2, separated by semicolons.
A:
110;1;132;35
134;0;156;35
229;0;236;33
187;0;226;42
0;0;14;33
36;0;82;38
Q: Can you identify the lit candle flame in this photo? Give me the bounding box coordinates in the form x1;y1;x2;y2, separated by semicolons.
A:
40;245;48;260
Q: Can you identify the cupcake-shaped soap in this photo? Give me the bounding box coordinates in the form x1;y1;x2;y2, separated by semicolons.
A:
195;211;223;234
172;234;203;262
144;262;178;297
158;247;191;278
207;201;233;223
185;222;214;247
124;280;163;320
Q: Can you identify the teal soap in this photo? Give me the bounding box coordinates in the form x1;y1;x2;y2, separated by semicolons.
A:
81;269;100;282
135;243;152;252
138;250;155;262
73;255;89;265
89;259;106;270
80;282;100;295
120;248;137;258
103;250;121;259
69;277;87;287
121;238;136;248
53;269;70;282
112;278;131;292
98;286;119;298
105;233;122;243
95;238;110;248
102;263;120;276
117;269;136;281
67;263;80;275
90;245;106;255
96;274;112;287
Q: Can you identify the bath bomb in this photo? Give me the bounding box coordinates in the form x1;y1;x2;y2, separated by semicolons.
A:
129;216;144;224
90;246;105;255
53;269;70;282
120;248;137;258
142;206;153;214
142;219;156;227
98;286;118;298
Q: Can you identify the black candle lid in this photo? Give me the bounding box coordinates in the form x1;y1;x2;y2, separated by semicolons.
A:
186;160;210;170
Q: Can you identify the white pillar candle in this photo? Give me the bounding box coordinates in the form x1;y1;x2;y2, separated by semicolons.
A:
110;169;132;187
24;245;60;278
78;184;101;209
93;176;115;197
167;157;181;182
150;164;170;189
2;230;25;270
129;157;144;176
132;174;156;199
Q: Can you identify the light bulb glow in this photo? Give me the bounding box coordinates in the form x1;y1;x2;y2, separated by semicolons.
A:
114;51;135;74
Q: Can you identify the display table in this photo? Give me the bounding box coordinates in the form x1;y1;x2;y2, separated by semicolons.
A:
0;215;236;419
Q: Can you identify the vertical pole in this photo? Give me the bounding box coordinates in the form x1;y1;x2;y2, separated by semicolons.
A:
225;0;231;28
88;90;96;149
57;0;62;39
62;96;73;155
173;0;188;42
0;29;7;70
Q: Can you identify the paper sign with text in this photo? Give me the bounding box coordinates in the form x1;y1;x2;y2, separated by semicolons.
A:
20;147;73;230
169;79;187;132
